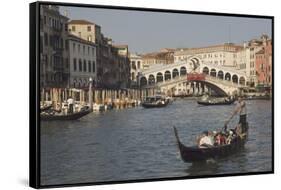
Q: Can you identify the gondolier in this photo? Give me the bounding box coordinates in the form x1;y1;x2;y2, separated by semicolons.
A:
224;97;247;132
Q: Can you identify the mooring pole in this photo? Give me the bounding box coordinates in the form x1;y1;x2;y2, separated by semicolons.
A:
89;77;93;111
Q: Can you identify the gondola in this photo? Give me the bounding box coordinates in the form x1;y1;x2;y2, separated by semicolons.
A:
197;98;235;106
142;101;169;108
142;95;169;108
243;96;271;100
41;107;91;121
173;126;248;162
40;105;52;112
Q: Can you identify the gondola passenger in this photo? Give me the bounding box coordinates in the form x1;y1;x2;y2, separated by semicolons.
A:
198;131;214;148
215;132;226;146
226;130;234;144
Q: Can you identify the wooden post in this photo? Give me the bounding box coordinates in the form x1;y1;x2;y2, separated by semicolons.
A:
89;78;93;110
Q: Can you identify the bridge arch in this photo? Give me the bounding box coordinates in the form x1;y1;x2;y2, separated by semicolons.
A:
140;77;147;86
217;70;224;80
180;66;187;76
172;68;179;78
164;70;171;81
148;74;155;85
203;67;209;75
188;79;228;96
210;68;217;77
232;74;238;83
225;72;231;81
239;76;246;85
156;72;163;83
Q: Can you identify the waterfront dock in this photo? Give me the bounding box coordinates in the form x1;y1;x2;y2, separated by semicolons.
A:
40;87;158;111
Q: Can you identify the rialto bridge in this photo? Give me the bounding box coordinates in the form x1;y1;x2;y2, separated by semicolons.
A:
137;56;248;96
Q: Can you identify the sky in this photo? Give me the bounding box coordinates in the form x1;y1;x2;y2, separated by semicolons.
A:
60;6;272;54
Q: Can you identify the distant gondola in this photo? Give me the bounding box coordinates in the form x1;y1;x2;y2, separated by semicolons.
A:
142;96;169;108
173;126;248;162
41;106;91;121
197;98;235;106
142;101;169;108
243;96;271;100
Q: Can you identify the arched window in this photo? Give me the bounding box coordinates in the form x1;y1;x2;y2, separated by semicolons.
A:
164;71;171;81
180;67;187;76
232;75;238;83
225;73;231;81
140;77;147;86
148;75;155;85
156;72;163;83
217;70;224;79
210;69;216;77
202;67;209;75
172;68;179;78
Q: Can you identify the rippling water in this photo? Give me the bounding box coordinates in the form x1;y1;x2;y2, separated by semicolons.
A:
41;99;272;186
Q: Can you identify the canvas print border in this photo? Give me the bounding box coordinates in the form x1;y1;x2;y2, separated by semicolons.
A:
30;1;274;188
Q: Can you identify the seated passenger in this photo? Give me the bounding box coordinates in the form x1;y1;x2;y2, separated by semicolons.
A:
226;130;235;144
215;132;226;145
198;131;214;148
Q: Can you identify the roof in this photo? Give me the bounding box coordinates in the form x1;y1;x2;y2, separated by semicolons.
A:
174;43;243;56
142;52;174;59
256;49;265;54
68;34;96;46
68;20;95;25
113;45;128;49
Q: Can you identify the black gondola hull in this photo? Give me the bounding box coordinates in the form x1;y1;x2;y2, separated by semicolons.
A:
173;127;247;162
41;108;91;121
197;99;235;106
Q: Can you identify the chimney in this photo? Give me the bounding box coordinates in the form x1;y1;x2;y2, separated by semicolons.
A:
64;10;69;17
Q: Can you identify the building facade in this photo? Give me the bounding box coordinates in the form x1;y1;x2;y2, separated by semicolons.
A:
68;19;130;88
255;39;272;88
141;49;174;69
174;43;243;68
40;5;69;88
68;34;97;88
114;45;131;88
129;53;143;85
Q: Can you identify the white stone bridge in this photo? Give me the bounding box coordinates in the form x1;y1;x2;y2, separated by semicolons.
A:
138;56;248;96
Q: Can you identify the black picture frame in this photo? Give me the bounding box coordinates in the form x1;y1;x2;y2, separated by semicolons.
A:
30;1;274;188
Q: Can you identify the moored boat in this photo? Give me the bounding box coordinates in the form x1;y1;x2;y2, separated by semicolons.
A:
142;95;169;108
41;106;91;121
40;105;52;112
197;95;235;106
173;125;248;162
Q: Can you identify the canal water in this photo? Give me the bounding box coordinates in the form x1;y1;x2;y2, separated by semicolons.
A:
40;99;272;186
